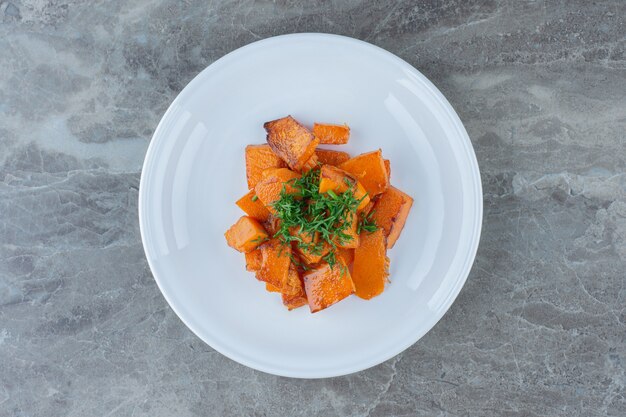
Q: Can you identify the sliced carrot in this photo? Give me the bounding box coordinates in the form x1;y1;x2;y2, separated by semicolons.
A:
245;144;286;189
256;239;291;290
264;116;319;171
266;283;281;293
303;258;355;313
352;229;388;299
336;247;354;265
339;150;389;197
312;123;350;144
384;159;391;180
336;212;359;249
224;216;268;253
254;168;300;213
236;190;271;222
282;265;308;310
370;186;413;249
245;249;263;271
319;165;370;211
315;149;351;166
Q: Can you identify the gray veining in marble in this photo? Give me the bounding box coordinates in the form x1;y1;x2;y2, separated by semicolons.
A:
1;1;625;416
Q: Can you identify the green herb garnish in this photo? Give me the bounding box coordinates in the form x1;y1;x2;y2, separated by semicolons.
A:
251;194;259;202
358;209;378;234
269;168;377;270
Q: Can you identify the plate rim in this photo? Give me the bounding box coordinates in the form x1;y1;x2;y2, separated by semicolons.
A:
138;32;483;378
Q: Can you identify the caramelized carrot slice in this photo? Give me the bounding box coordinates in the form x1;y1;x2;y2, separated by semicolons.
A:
245;248;263;271
264;116;319;171
370;186;413;249
336;247;354;265
254;168;300;213
224;216;268;253
315;149;351;166
236;190;271;222
245;144;286;189
339;150;389;197
282;265;308;310
352;229;388;299
384;159;391;180
303;258;355;313
266;283;281;293
282;263;303;296
319;165;370;211
312;123;350;144
336;212;359;249
256;239;291;290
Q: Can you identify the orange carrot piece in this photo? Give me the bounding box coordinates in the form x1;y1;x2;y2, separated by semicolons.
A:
256;239;291;290
319;165;370;211
370;186;413;249
312;123;350;144
384;159;391;180
282;265;308;310
224;216;268;253
336;247;354;265
266;283;281;293
315;149;351;166
245;144;286;189
303;258;355;313
339;150;389;197
352;229;388;299
236;190;271;222
254;168;300;213
264;116;319;171
245;248;263;271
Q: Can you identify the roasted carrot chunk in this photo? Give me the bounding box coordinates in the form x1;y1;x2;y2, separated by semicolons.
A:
318;165;370;211
336;212;359;249
245;248;263;271
236;190;271;222
303;258;355;313
224;216;268;253
256;239;291;290
282;265;308;310
315;149;351;166
297;240;331;266
245;144;286;189
384;159;391;180
266;283;281;292
264;116;319;171
312;123;350;144
339;150;389;197
289;227;328;265
254;168;300;213
263;215;281;236
282;263;304;296
336;247;354;265
370;186;413;249
352;229;388;299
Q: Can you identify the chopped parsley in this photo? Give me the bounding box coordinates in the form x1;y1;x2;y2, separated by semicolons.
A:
270;168;377;269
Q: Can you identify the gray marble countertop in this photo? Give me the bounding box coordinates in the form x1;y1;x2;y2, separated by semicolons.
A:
1;1;625;416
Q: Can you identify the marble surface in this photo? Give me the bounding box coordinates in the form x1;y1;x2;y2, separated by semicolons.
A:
1;0;625;415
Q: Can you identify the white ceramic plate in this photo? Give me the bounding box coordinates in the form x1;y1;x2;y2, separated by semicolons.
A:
139;33;482;378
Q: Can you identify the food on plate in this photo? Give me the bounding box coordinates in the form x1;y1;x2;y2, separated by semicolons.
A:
264;116;319;171
225;216;268;253
245;144;286;189
339;149;389;197
236;190;271;222
224;115;413;313
352;228;389;299
312;123;350;144
303;258;355;313
314;148;351;166
370;186;414;249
